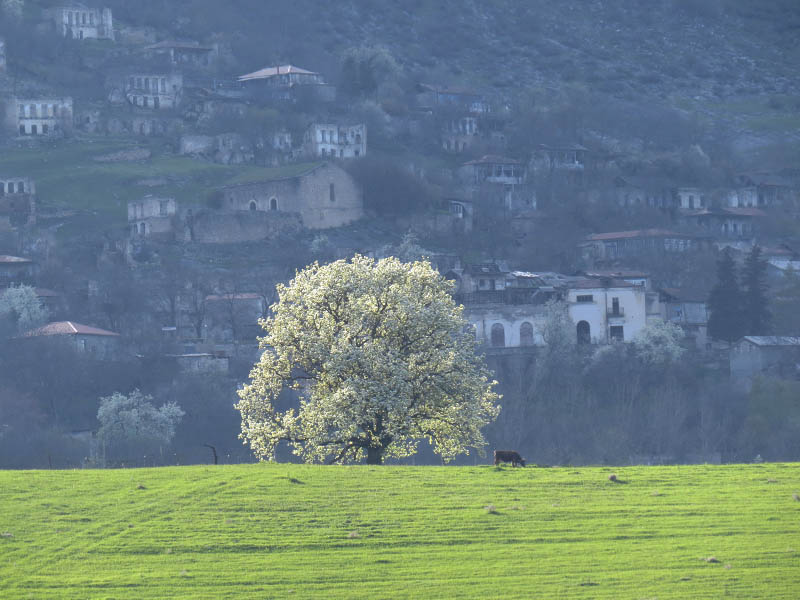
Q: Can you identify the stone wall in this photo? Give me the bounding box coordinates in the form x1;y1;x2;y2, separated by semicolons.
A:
184;209;302;243
221;163;363;229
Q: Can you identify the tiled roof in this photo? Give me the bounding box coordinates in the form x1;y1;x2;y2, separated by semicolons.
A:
0;255;33;264
741;336;800;347
584;269;649;279
25;321;119;337
205;293;265;302
238;65;318;82
587;229;698;241
145;40;212;51
463;155;521;166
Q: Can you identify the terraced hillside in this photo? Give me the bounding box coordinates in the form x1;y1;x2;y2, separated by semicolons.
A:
1;463;799;598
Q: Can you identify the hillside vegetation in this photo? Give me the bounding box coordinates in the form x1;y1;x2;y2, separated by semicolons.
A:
1;463;799;598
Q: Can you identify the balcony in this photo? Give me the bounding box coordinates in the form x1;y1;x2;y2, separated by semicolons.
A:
607;307;625;320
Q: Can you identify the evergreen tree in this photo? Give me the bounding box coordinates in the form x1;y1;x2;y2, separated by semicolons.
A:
707;248;744;342
741;245;771;335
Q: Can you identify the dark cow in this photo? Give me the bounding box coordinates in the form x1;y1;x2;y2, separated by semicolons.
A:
493;450;526;467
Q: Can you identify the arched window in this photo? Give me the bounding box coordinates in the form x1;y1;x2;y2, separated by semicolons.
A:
520;322;534;346
577;320;591;345
269;197;278;211
139;222;146;235
490;323;505;348
249;201;257;211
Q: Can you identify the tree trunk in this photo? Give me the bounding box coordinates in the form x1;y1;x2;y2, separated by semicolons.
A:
366;446;383;465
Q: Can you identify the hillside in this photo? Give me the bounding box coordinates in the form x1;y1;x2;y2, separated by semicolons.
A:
1;463;799;598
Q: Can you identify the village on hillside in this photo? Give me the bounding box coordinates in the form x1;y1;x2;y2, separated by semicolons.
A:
0;2;799;467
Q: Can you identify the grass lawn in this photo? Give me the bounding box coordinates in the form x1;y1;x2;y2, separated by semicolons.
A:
1;463;799;599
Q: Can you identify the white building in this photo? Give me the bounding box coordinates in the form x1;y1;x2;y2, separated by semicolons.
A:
463;271;651;348
128;196;177;238
304;123;366;158
4;97;73;137
48;4;114;41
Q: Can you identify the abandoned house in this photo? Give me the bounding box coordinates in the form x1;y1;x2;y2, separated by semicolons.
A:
534;144;590;171
459;155;535;213
220;162;364;230
442;116;478;153
676;187;708;210
125;73;183;110
303;123;366;158
734;173;797;208
682;207;766;238
22;321;121;360
730;336;800;388
658;287;709;349
237;65;334;102
47;4;114;41
567;276;649;344
0;255;35;287
4;97;73;137
427;198;474;235
128;196;177;238
416;83;490;114
143;40;215;67
614;176;672;209
581;229;712;263
0;177;36;228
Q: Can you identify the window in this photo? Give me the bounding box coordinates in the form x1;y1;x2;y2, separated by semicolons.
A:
610;326;624;342
329;183;335;203
269;197;278;211
31;124;37;135
249;201;256;211
19;125;25;135
520;322;534;346
154;96;160;109
159;200;169;216
576;294;594;303
42;124;49;134
611;297;620;316
490;323;505;348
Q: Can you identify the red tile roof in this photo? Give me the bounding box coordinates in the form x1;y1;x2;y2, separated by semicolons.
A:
25;321;119;337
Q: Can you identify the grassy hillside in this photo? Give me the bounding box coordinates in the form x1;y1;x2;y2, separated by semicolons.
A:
0;138;319;239
1;463;799;598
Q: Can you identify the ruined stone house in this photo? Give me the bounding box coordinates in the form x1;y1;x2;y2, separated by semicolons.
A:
220;162;363;230
22;321;121;360
730;336;800;389
180;133;254;165
303;123;366;158
128;196;177;238
442;116;478;153
143;41;216;67
203;293;266;343
125;73;183;110
4;98;73;137
0;177;36;228
46;4;114;41
458;155;535;214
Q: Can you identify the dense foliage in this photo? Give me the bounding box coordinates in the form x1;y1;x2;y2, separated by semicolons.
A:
236;256;500;464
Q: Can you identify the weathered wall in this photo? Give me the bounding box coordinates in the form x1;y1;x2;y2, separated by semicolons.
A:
184;209;302;243
221;163;363;229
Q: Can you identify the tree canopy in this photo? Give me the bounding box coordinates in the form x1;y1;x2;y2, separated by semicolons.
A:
236;255;500;465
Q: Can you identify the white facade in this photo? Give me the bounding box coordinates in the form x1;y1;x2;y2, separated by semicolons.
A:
304;123;366;158
49;5;114;41
676;187;707;210
5;98;73;137
128;196;176;237
567;284;648;344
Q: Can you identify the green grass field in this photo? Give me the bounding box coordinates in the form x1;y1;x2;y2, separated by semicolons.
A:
1;463;799;599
